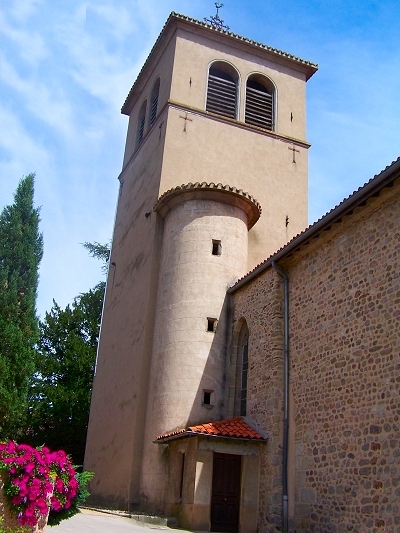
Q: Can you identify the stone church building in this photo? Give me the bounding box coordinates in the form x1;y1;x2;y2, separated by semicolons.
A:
84;12;400;533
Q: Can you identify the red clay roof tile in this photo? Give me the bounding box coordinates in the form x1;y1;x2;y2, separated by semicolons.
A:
155;417;267;443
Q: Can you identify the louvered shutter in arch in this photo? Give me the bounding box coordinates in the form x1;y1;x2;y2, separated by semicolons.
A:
150;79;160;126
206;67;238;119
245;77;274;130
136;101;147;147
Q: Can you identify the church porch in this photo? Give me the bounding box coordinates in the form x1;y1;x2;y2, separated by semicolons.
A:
155;417;267;533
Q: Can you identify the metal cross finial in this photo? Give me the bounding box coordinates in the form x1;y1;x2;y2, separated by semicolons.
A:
204;2;230;31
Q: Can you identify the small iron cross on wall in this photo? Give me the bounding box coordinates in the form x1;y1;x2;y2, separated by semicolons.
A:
179;112;193;132
288;144;300;163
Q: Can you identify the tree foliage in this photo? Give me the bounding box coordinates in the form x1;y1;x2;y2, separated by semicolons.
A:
82;241;110;273
0;174;43;439
27;282;105;465
27;235;110;466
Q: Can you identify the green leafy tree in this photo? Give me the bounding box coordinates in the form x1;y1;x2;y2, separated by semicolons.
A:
0;174;43;439
27;244;108;465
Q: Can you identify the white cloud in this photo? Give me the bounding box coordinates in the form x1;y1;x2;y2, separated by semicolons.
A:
84;2;135;41
0;106;53;199
0;53;76;141
0;11;48;66
8;0;43;23
51;8;142;110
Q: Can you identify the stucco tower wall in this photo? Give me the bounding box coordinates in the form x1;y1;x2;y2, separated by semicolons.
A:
84;109;167;509
140;195;253;510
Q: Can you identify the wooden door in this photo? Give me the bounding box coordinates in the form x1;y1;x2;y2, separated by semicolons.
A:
210;453;241;532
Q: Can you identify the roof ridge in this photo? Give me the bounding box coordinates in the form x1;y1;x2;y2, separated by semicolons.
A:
170;12;318;69
230;156;400;290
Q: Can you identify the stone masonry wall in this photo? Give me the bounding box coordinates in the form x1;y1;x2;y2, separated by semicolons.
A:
231;273;285;532
231;180;400;533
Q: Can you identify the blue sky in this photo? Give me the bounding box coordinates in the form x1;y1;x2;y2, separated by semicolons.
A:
1;0;399;318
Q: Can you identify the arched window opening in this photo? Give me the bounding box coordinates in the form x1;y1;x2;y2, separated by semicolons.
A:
149;78;160;126
234;321;249;416
245;74;274;130
206;61;238;119
136;100;147;147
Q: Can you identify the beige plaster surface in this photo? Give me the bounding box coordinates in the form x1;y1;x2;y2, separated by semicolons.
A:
160;104;308;269
84;109;168;508
140;198;250;508
194;450;213;506
171;28;308;140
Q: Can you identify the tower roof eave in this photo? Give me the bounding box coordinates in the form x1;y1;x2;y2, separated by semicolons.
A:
121;12;318;116
153;182;262;230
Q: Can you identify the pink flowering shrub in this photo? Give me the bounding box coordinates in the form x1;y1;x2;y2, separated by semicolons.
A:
0;442;78;527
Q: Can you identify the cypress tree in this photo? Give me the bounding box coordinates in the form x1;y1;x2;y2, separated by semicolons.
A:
0;174;43;438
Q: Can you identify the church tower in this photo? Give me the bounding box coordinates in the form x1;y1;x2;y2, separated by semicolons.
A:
85;12;317;531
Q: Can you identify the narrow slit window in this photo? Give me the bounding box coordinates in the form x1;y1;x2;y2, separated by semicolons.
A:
207;318;218;332
212;240;222;256
179;453;185;499
203;391;212;405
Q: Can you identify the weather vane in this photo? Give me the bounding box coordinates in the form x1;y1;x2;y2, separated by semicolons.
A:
204;2;230;31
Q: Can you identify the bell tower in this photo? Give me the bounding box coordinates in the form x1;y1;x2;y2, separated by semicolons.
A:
84;12;317;515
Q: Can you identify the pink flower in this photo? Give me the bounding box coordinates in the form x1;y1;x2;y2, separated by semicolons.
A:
1;440;80;524
12;495;22;505
51;450;67;469
25;462;36;474
33;449;43;462
6;441;16;453
54;478;64;493
24;504;36;518
35;498;48;515
50;496;62;511
69;478;78;490
68;488;78;499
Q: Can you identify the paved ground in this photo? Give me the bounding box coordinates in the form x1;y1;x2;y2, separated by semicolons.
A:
49;509;191;533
